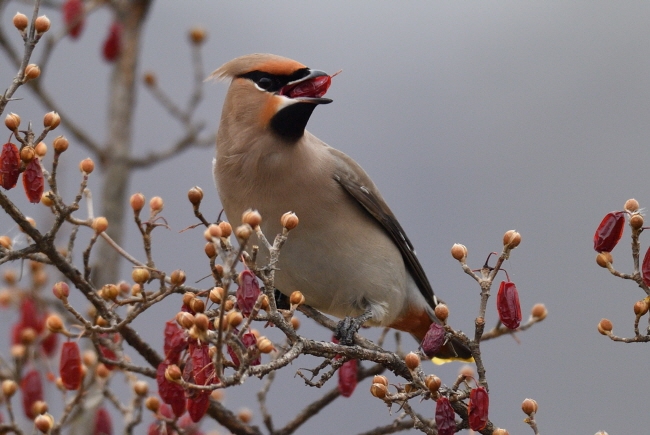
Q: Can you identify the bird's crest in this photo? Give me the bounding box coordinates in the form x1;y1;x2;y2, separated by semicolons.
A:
208;53;306;82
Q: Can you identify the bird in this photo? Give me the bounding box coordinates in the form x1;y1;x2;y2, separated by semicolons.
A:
211;53;470;360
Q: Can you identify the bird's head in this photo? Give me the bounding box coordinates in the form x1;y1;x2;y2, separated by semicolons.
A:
211;53;333;140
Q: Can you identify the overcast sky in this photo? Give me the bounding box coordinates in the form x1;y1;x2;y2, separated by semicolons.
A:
3;1;650;433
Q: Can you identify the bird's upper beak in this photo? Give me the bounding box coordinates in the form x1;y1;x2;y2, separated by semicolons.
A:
278;69;333;105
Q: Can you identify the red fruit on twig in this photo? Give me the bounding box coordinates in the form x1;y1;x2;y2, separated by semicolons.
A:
23;157;44;203
496;281;522;329
642;247;650;287
60;341;82;390
236;270;260;316
0;142;20;190
338;358;358;397
593;211;625;253
420;322;445;358
93;407;113;435
468;386;489;430
21;369;43;419
62;0;84;39
435;397;456;435
102;22;122;62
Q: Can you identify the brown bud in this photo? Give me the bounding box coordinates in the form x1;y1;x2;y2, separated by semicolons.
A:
24;64;40;81
149;196;164;212
194;313;209;331
52;281;70;299
11;344;26;358
531;303;547;320
4;269;17;284
164;364;182;382
102;284;119;301
0;235;12;250
424;374;441;393
176;311;195;329
404;352;420;370
32;400;48;415
35;141;47;157
227;310;243;327
280;212;299;230
492;429;510;435
634;299;649;316
40;192;54;207
91;217;108;233
459;364;474;378
521;398;538;415
188;186;203;205
170;269;186;286
34;413;54;433
211;389;224;402
370;383;388;399
242;209;262;228
630;214;644;230
260;294;270;311
43;111;60;129
82;350;97;367
5;112;20;130
118;281;130;295
219;221;233;237
13;13;28;31
450;243;467;262
95;316;108;327
209;287;225;304
20;327;37;345
131;284;142;296
257;336;274;353
625;198;639;212
434;304;449;322
52;135;69;153
189;298;205;313
290;290;305;306
189;26;207;44
143;71;156;87
20;146;35;163
204;242;216;258
598;318;613;335
182;292;196;306
2;379;17;397
46;314;64;332
503;230;521;249
223;298;235;311
34;15;51;33
130;193;145;212
596;252;613;268
372;375;388;386
235;224;252;240
208;224;222;239
290;316;300;330
132;267;150;284
79;158;94;174
145;396;160;412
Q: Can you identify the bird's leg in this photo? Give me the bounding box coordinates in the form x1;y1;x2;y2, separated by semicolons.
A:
334;309;374;345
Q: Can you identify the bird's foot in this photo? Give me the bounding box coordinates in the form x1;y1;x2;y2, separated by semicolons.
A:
334;310;373;345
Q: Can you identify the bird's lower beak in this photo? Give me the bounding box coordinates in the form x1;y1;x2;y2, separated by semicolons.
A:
279;69;333;104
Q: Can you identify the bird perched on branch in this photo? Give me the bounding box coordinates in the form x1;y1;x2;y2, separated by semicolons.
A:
211;53;470;361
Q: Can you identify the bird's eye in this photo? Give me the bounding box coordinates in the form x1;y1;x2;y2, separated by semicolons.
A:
257;77;273;90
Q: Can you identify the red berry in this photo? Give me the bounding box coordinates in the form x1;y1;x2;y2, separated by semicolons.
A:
593;212;625;253
0;143;20;190
62;0;84;39
338;359;358;398
21;369;43;419
468;386;489;431
496;281;522;329
93;407;113;435
435;397;456;435
236;270;260;317
420;322;445;358
281;75;332;98
642;247;650;287
60;341;82;390
23;157;44;203
102;22;121;62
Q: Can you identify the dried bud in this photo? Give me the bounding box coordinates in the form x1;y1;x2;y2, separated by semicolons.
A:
503;230;521;249
290;316;300;330
79;158;94;174
13;12;28;31
257;336;274;353
223;298;235;311
290;290;305;306
0;235;12;250
209;287;225;304
625;198;639;212
92;217;108;233
281;212;299;230
634;299;649;316
164;364;182;382
189;26;207;44
101;284;119;301
143;71;156;87
373;375;388;386
187;186;203;205
493;428;510;435
596;252;613;268
227;310;243;327
459;364;475;378
34;15;51;34
32;400;48;415
134;381;148;396
450;243;467;262
207;224;222;239
630;214;644;230
53;136;69;153
176;311;194;329
52;282;70;299
95;316;108;327
182;292;196;306
19;146;35;163
46;314;64;332
235;224;252;240
34;413;54;433
219;221;232;237
598;318;613;335
130;193;145;212
434;304;449;322
370;383;387;399
531;303;547;320
242;209;262;228
425;374;441;393
5;112;20;131
24;64;41;81
260;294;270;311
170;269;186;286
521;398;538;415
204;242;216;258
189;297;205;313
2;379;17;397
95;363;110;379
149;196;164;212
144;396;160;412
132;267;150;284
194;313;209;331
35;142;47;157
237;408;253;423
404;352;420;370
43;111;60;129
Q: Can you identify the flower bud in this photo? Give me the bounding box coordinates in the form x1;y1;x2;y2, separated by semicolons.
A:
149;196;164;212
493;429;510;435
13;13;28;31
34;15;51;34
242;209;262;228
281;212;299;230
145;396;160;412
176;311;194;329
209;286;225;304
219;221;232;237
596;252;613;268
370;383;387;399
434;304;449;322
20;146;35;163
101;284;119;301
79;158;94;174
52;282;70;299
53;136;69;153
223;298;235;311
46;314;64;332
634;299;649;316
237;408;253;424
134;381;148;396
164;364;182;382
290;316;300;330
92;217;108;233
257;336;274;353
189;297;205;313
170;269;186;286
227;310;243;327
35;142;47;157
182;292;195;307
207;223;222;239
143;72;156;87
625;198;639;212
503;230;521;249
630;214;644;230
521;398;538;415
290;290;305;306
24;64;41;81
130;193;145;212
194;313;209;331
132;267;150;284
204;242;216;258
598;318;613;335
32;400;48;415
34;413;54;433
0;235;12;250
425;374;441;393
189;26;207;44
373;375;388;386
5;112;20;131
187;186;203;205
43;111;60;129
531;303;547;320
235;224;252;240
2;379;17;397
450;243;467;262
404;352;420;370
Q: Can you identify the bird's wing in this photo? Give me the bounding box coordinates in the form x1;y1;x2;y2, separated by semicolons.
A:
329;148;438;310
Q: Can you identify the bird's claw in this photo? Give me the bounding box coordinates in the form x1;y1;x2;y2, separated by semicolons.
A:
334;316;358;345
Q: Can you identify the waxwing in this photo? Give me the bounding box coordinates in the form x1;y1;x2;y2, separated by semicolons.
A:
211;53;470;361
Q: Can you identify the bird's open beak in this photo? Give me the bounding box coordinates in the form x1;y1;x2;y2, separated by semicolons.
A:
279;69;333;104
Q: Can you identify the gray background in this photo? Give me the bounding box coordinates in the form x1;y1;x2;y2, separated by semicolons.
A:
2;1;650;433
